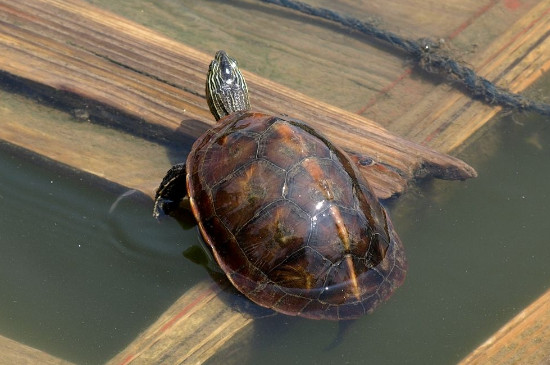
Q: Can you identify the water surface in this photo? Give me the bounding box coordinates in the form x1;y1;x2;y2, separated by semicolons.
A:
1;81;549;363
0;141;205;363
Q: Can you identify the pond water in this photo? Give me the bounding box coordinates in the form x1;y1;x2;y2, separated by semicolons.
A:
0;75;549;364
0;140;204;362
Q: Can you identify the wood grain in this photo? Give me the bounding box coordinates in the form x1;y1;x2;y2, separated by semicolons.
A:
107;281;253;365
459;288;550;365
389;0;550;152
0;334;74;365
0;0;476;200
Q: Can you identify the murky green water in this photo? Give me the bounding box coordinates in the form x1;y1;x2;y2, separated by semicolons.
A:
209;80;550;364
1;78;549;364
0;141;208;363
231;108;550;365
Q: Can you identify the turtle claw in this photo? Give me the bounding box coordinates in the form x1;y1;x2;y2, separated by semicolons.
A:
153;163;189;218
152;196;173;219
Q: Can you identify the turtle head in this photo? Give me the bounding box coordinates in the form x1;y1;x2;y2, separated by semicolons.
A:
206;50;251;121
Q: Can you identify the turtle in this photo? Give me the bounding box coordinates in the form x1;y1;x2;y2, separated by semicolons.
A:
154;50;407;320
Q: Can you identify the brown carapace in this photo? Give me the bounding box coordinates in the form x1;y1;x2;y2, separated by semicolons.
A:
154;51;407;320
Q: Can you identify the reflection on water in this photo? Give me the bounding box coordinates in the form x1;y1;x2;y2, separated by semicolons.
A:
0;86;549;364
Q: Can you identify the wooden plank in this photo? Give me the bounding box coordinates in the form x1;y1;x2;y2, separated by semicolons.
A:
459;288;550;365
85;0;543;118
106;281;253;365
0;334;74;365
85;0;548;153
0;0;475;200
388;0;550;152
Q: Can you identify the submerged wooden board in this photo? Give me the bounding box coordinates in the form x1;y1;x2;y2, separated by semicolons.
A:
0;334;74;365
107;281;253;365
0;0;548;364
84;0;546;122
459;288;550;365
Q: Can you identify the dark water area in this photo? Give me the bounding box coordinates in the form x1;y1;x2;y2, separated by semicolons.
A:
223;101;550;365
0;69;549;365
0;143;205;363
1;97;549;364
217;80;550;365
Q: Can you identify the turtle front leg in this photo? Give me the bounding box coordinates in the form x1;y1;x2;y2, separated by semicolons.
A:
153;163;190;218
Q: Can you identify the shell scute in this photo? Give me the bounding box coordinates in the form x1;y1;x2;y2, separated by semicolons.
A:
259;121;331;170
211;159;286;233
235;200;310;273
286;157;355;215
268;246;332;290
308;207;377;264
202;132;258;186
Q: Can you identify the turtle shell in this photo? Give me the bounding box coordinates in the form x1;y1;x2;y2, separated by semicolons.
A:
187;111;407;320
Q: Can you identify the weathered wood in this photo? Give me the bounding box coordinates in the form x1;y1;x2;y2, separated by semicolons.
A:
0;334;74;365
459;288;550;365
85;0;545;121
106;281;253;365
85;0;549;154
388;0;550;152
0;0;475;200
